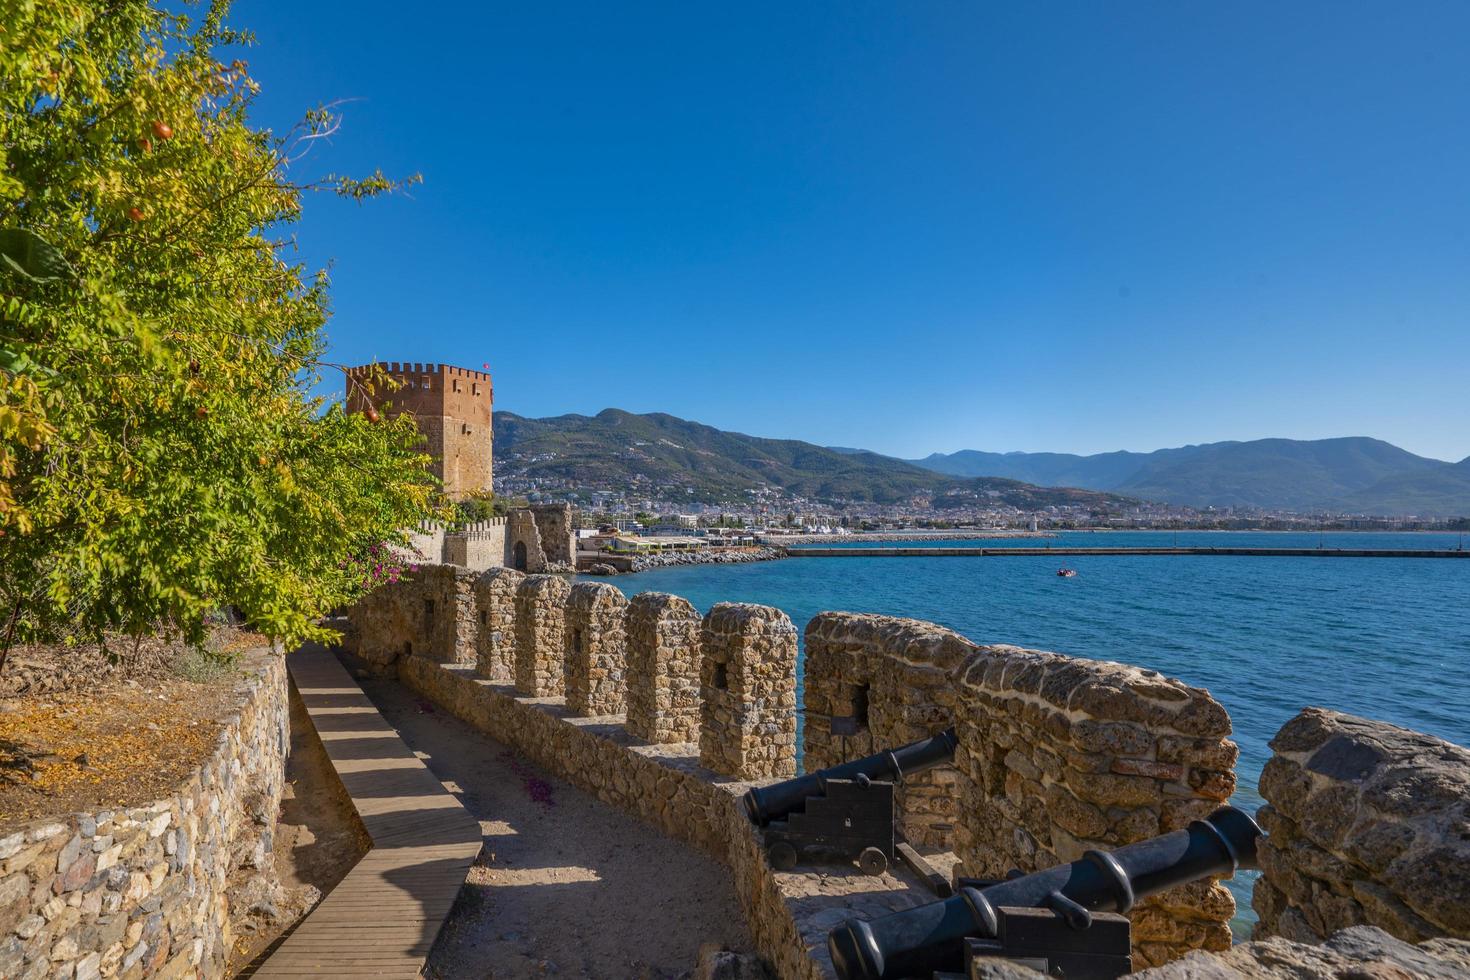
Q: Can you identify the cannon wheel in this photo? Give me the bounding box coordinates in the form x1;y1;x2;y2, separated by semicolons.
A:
768;841;799;871
858;847;888;876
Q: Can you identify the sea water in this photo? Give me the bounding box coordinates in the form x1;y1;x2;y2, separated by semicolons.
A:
615;530;1470;933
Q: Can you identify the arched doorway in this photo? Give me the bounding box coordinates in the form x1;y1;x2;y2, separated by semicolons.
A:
513;541;528;571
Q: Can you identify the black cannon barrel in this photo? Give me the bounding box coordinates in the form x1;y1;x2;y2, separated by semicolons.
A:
827;805;1262;980
743;728;958;826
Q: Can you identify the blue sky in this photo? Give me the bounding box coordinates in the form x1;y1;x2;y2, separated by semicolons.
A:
241;2;1470;462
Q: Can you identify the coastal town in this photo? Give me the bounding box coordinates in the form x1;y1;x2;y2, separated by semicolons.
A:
502;479;1466;544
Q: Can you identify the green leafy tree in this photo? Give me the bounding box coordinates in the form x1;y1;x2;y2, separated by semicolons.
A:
453;490;526;528
0;0;439;665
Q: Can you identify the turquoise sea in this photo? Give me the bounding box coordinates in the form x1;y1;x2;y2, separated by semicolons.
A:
614;530;1470;930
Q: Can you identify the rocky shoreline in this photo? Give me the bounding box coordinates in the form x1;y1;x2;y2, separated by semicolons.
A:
764;530;1055;545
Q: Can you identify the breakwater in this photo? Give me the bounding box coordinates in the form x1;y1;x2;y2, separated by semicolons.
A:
763;530;1053;545
788;546;1470;558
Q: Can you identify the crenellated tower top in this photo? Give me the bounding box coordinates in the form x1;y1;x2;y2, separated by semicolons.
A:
344;361;494;500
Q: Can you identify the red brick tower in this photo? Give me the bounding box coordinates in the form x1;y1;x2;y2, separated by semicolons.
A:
345;362;493;500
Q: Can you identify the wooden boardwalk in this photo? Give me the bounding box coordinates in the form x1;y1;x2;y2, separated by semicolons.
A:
251;647;483;978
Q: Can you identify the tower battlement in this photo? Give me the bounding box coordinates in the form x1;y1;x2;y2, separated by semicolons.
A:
344;360;494;500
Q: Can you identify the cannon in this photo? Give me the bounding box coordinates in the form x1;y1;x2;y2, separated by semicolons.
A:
827;805;1263;980
742;727;958;826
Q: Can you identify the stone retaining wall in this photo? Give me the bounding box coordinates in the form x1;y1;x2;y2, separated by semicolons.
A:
0;650;288;980
1252;707;1470;945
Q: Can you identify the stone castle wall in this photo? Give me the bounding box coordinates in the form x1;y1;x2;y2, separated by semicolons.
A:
393;509;565;575
801;613;1238;966
624;593;702;745
0;650;288;980
419;564;478;666
514;574;571;697
507;511;549;573
564;582;628;716
473;567;523;684
1252;707;1470;946
344;576;1254;972
443;519;508;571
530;504;576;566
803;613;973;849
341;573;1470;977
952;646;1239;967
699;604;799;782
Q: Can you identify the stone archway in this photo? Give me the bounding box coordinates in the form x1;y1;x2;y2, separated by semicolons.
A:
513;540;528;571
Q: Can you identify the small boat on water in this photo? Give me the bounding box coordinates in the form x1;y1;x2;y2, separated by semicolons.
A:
1056;567;1077;578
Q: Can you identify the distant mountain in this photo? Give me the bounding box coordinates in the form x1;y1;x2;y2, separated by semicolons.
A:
494;409;1137;510
912;437;1469;516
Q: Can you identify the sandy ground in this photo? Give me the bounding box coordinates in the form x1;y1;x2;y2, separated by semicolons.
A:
355;672;754;980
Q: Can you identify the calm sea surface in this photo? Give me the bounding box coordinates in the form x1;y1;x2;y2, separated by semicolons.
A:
613;531;1470;931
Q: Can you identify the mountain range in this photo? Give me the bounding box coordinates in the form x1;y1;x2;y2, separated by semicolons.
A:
493;410;1135;510
911;438;1470;516
494;409;1470;517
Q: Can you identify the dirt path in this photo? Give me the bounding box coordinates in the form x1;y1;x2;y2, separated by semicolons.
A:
356;673;753;980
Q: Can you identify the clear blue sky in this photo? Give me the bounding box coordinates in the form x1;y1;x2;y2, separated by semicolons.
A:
241;2;1470;462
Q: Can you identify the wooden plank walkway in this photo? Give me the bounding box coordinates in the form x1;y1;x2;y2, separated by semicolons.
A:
251;646;483;978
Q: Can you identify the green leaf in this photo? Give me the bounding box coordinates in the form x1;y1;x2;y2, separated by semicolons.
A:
0;345;54;378
0;229;76;283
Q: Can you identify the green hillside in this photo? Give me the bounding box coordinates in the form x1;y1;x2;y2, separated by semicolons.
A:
494;409;1137;509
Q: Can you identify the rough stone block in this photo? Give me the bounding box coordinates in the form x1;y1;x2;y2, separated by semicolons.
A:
699;603;797;780
473;567;523;683
625;592;702;744
1254;708;1470;944
513;574;571;697
564;582;628;716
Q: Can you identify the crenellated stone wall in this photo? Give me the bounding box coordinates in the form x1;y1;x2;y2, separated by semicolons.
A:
625;592;702;745
803;613;975;848
443;518;509;571
473;567;523;683
1252;708;1470;945
699;603;799;782
345;579;1240;970
0;650;288;980
417;564;478;665
343;575;1470;977
343;575;420;669
564;582;628;716
514;574;571;697
530;503;576;567
507;510;549;573
952;646;1239;967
